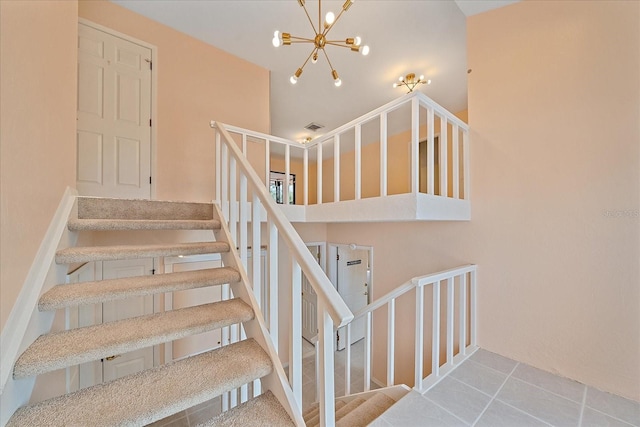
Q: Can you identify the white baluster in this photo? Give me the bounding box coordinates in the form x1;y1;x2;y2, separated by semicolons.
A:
285;144;291;205
452;124;460;199
221;143;229;221
447;277;454;365
317;304;335;427
290;259;302;408
387;298;395;386
364;311;372;392
459;272;467;355
427;108;435;195
334;134;340;202
215;131;221;203
265;139;270;192
411;97;420;194
355;124;361;200
345;323;351;396
240;173;248;270
317;143;323;204
268;219;278;348
252;193;261;307
440;116;448;197
470;269;477;346
432;281;441;378
303;148;309;205
414;281;424;391
229;157;237;243
463;130;470;200
380;112;388;197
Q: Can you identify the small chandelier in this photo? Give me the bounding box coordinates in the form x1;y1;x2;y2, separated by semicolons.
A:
272;0;370;87
393;73;431;93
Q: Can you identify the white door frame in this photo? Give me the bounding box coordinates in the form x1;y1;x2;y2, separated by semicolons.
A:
78;18;158;199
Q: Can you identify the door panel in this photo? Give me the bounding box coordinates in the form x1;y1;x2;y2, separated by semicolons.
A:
77;23;151;199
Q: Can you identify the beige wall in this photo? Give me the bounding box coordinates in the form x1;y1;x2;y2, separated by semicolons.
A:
328;1;639;400
78;0;270;202
0;1;78;330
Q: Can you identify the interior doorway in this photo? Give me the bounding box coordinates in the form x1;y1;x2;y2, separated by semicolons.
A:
76;20;155;199
328;244;373;351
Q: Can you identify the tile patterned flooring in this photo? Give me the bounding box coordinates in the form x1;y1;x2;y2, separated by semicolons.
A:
371;348;640;427
148;343;640;427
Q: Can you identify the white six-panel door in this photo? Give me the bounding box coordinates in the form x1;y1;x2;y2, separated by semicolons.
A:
77;22;152;198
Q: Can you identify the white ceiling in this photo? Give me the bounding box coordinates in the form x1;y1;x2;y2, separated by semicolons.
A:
112;0;519;142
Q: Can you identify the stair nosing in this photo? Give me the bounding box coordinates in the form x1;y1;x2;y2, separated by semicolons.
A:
39;267;240;311
8;339;271;427
14;298;253;379
68;218;221;231
55;241;230;264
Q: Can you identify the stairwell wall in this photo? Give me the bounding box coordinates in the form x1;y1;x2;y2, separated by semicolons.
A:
327;0;640;401
0;1;78;331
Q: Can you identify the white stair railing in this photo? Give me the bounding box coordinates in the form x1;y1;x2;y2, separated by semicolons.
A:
342;264;477;395
220;91;469;207
212;121;354;426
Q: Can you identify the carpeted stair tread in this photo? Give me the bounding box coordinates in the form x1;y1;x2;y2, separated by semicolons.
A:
14;298;253;379
335;397;367;422
195;390;294;427
78;197;214;220
303;399;347;427
68;218;221;231
336;393;396;427
7;338;271;427
55;241;230;264
39;267;240;311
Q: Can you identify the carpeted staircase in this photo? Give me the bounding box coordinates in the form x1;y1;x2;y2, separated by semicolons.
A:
6;197;295;426
302;392;397;427
6;196;406;426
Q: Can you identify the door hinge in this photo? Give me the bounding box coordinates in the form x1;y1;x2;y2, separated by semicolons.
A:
145;58;152;70
337;254;340;261
151;268;156;275
149;118;152;127
149;176;152;185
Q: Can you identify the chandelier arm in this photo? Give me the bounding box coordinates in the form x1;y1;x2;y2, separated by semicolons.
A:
318;0;321;37
322;7;347;37
321;48;336;73
291;36;315;43
300;2;318;34
298;47;317;72
324;41;353;48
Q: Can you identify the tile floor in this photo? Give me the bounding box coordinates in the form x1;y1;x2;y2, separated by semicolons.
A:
371;348;640;427
148;344;640;427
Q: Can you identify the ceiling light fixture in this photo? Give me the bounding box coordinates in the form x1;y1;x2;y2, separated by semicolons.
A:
393;73;431;93
272;0;369;87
